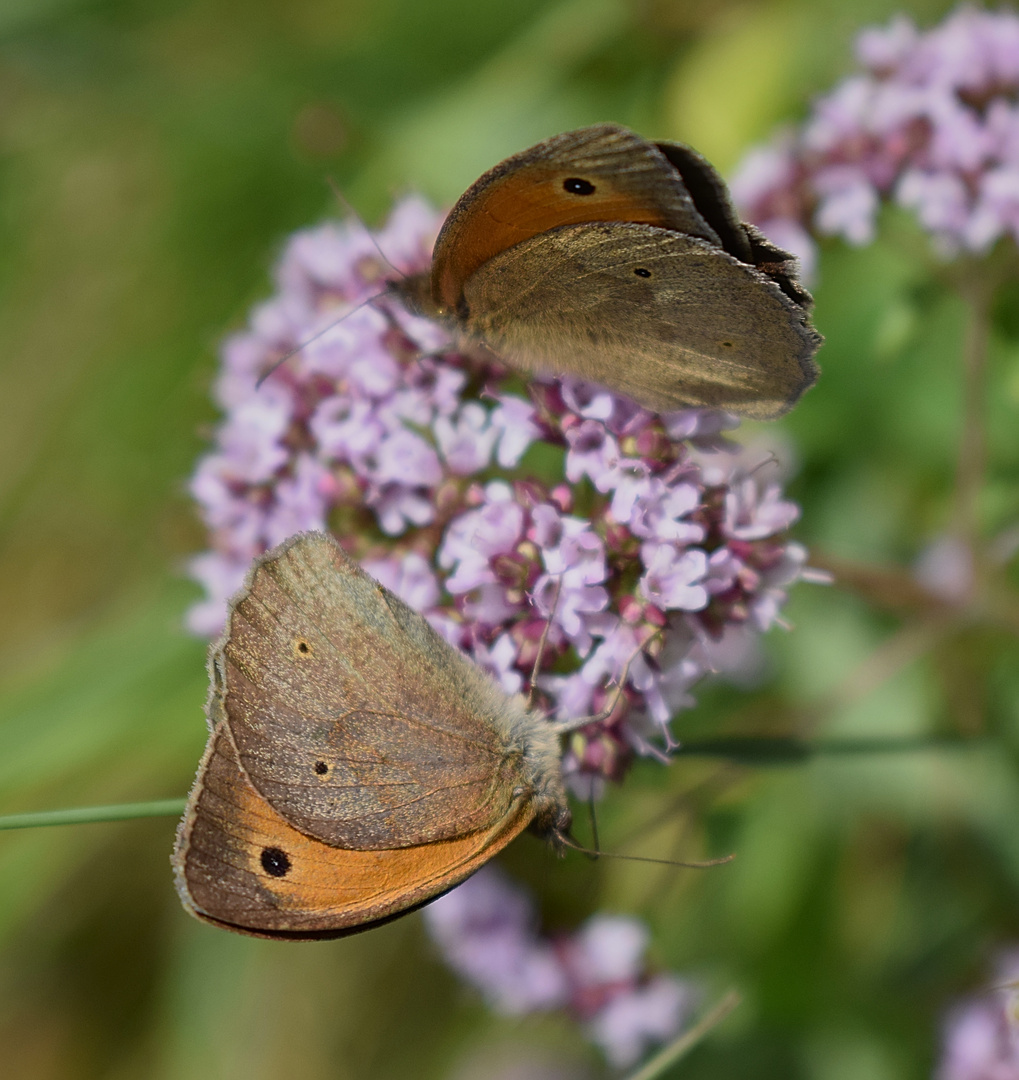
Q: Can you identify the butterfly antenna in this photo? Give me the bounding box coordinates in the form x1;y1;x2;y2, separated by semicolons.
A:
746;450;780;479
325;176;406;281
554;629;663;734
254;292;386;389
526;575;563;711
558;833;734;870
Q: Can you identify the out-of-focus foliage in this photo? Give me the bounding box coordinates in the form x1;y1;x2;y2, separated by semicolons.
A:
1;1;1015;1078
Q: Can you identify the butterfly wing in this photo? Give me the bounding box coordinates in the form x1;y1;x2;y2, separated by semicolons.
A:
212;532;531;849
430;123;723;310
173;723;532;939
460;222;821;418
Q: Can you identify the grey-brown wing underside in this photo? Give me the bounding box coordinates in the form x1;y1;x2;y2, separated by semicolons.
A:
212;532;523;849
462;222;821;419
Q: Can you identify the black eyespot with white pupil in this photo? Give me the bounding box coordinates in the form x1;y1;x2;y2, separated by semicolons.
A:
563;177;595;195
634;267;652;278
260;847;291;877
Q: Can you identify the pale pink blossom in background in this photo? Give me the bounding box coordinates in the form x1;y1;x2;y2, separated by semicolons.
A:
936;951;1019;1080
425;868;698;1068
914;534;976;603
731;6;1019;269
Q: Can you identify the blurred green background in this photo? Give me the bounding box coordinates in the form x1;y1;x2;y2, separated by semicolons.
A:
2;0;1017;1076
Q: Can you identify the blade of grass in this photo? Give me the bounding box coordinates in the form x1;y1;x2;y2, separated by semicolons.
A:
1;733;972;831
0;798;186;831
622;989;741;1080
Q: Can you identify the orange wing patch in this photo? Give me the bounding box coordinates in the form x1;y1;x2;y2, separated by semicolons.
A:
433;168;679;310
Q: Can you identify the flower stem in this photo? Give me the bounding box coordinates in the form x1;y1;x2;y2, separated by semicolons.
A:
808;551;1019;634
953;274;993;561
675;733;975;764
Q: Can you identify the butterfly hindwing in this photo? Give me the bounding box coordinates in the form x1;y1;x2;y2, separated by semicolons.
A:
461;222;820;418
173;723;533;939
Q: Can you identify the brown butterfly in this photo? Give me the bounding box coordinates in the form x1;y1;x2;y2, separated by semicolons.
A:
391;123;821;419
173;531;570;939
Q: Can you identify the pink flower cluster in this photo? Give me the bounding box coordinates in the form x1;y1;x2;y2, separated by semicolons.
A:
937;951;1019;1080
187;197;816;792
731;6;1019;271
423;867;696;1068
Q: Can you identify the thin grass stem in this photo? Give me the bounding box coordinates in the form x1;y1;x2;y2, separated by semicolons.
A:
0;799;186;831
622;989;741;1080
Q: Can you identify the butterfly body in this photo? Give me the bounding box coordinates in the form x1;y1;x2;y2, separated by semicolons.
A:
393;123;821;419
174;532;569;939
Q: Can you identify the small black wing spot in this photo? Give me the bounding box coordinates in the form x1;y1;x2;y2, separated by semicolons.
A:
260;847;291;878
634;267;652;278
563;177;596;196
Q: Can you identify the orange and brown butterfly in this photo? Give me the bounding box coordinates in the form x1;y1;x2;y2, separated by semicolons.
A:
390;122;822;420
173;531;571;940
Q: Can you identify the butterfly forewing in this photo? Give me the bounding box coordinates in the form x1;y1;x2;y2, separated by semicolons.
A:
652;140;763;265
217;533;527;849
430;123;722;310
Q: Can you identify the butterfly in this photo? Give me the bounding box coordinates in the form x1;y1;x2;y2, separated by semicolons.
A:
173;531;570;939
390;123;821;419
